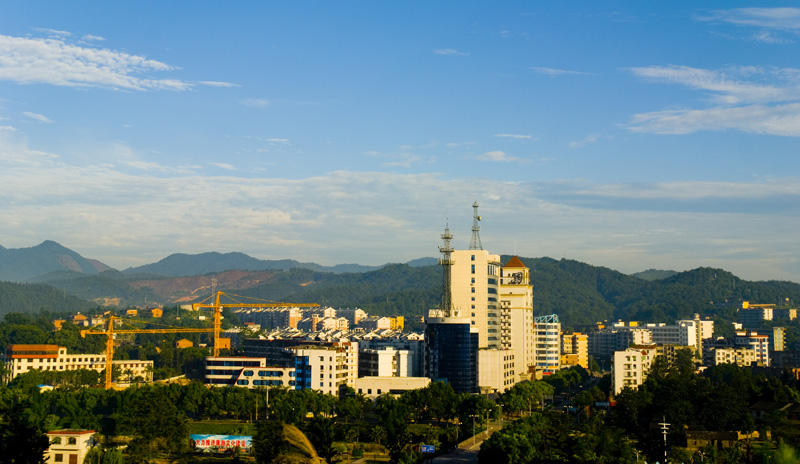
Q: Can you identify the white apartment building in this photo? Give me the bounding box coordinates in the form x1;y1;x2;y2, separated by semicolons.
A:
354;376;431;399
734;331;770;366
534;315;561;374
477;348;516;394
589;328;653;358
707;347;759;368
499;256;535;381
450;249;503;350
612;344;658;395
293;343;359;396
2;344;152;384
358;347;412;377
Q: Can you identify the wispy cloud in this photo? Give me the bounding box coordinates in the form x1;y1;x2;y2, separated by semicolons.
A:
699;8;800;31
23;111;52;123
0;33;191;91
0;125;17;131
82;34;105;42
200;81;240;88
698;8;800;43
433;48;470;56
626;65;800;136
627;103;800;136
446;142;475;149
569;134;600;148
529;67;591;77
240;98;271;108
494;133;533;140
628;65;798;105
211;162;236;170
476;150;525;163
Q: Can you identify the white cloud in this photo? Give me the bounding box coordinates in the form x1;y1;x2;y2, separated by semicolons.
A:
529;67;591;77
0;125;16;131
476;150;525;163
700;8;800;31
494;134;533;139
240;98;271;108
82;34;106;42
266;138;289;144
200;81;241;88
628;65;797;105
211;162;236;170
433;48;470;56
0;33;191;91
33;28;71;37
626;103;800;136
23;111;52;123
569;134;599;148
1;133;799;281
627;65;800;136
446;142;475;148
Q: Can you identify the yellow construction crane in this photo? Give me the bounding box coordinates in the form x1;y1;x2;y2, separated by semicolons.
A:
82;291;320;389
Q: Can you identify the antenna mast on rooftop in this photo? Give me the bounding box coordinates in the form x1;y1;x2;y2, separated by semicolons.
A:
439;223;454;314
469;201;483;250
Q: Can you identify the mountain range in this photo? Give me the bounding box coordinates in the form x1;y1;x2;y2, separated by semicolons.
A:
1;242;798;330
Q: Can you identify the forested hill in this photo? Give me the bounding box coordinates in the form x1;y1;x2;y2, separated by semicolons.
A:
0;281;95;317
2;256;799;329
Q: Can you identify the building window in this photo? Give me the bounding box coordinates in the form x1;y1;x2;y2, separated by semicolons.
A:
471;264;475;274
471;255;475;261
68;437;77;445
55;455;63;463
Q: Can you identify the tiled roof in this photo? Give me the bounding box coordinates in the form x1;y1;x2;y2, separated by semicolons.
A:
504;256;526;268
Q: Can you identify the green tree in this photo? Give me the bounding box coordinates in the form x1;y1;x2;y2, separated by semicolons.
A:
117;386;188;462
0;398;49;464
375;395;412;464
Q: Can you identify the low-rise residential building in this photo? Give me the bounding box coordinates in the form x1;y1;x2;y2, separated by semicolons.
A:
561;332;589;370
734;331;770;366
354;376;431;399
706;347;759;367
612;344;658;395
46;429;96;464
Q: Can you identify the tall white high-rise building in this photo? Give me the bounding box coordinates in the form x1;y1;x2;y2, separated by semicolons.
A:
450;249;502;349
534;314;562;374
500;256;535;381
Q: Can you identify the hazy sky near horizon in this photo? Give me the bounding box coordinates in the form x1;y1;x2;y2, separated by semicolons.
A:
1;2;799;282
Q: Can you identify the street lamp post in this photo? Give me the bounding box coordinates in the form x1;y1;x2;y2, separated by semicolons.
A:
469;414;478;447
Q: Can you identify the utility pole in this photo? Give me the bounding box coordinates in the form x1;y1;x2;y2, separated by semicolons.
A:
659;416;670;463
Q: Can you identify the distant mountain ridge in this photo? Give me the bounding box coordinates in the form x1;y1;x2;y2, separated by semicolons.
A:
121;251;432;276
0;241;111;282
0;242;438;283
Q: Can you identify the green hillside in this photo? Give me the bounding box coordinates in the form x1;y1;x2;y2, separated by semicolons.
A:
0;281;95;317
4;256;799;331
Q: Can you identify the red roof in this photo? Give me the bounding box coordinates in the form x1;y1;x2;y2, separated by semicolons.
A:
504;256;526;268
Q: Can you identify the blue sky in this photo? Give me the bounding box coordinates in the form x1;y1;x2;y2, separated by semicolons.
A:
1;2;799;283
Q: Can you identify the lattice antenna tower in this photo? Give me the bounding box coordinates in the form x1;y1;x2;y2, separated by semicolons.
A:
439;223;454;314
469;201;483;250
